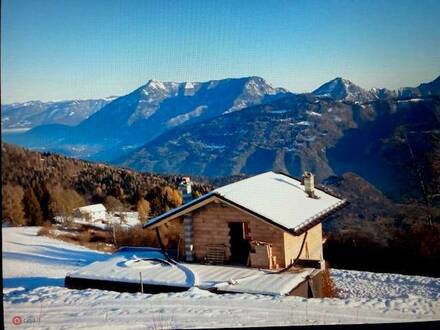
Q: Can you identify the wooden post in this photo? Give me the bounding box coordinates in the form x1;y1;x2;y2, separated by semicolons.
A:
112;225;117;247
140;272;144;294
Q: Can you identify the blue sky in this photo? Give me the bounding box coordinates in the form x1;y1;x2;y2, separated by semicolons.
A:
2;0;440;103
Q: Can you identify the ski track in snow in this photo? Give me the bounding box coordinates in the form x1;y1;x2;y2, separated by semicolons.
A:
2;227;440;329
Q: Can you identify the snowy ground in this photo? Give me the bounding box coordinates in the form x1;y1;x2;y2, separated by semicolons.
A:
3;227;440;329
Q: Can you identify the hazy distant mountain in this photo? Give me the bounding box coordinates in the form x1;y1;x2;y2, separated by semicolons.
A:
77;76;288;144
2;77;287;160
1;98;115;130
312;75;440;103
398;75;440;99
418;75;440;96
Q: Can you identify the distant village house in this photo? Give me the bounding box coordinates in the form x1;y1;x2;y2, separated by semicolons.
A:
73;204;107;222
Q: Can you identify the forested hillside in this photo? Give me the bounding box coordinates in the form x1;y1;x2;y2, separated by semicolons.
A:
1;143;210;226
322;170;440;277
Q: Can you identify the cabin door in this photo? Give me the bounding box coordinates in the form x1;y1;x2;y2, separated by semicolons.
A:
228;222;249;265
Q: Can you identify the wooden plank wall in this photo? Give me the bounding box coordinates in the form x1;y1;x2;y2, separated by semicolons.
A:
283;223;323;267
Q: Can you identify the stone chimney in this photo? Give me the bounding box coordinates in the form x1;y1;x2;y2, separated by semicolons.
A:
302;171;316;198
179;177;192;203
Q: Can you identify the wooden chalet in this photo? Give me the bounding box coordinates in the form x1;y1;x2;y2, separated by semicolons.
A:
144;171;347;271
66;171;348;297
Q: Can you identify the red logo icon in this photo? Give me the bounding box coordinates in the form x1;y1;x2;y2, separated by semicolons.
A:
12;316;22;325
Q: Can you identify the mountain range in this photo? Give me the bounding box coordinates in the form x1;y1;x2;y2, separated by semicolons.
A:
1;98;116;130
2;77;287;159
2;74;439;201
77;76;287;144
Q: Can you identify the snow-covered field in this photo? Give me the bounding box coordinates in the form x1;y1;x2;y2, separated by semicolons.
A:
3;227;440;329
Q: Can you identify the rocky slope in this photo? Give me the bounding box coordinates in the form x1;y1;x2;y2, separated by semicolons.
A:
120;93;356;180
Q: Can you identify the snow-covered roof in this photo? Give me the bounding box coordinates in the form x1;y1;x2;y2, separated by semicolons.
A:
75;203;106;213
67;248;314;296
144;171;347;234
215;270;315;296
214;171;346;232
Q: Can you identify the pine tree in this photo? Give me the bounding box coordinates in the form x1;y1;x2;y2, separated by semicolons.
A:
25;188;44;225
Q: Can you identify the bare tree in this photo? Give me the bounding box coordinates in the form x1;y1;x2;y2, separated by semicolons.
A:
2;184;26;225
104;195;124;212
137;197;150;222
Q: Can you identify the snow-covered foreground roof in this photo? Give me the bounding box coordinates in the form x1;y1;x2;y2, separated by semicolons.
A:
216;271;312;296
145;171;347;233
67;248;314;296
3;227;440;328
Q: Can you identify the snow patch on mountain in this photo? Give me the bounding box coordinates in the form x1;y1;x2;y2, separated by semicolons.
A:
166;105;208;127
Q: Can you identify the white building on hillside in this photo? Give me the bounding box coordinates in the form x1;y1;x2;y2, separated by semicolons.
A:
73;204;107;222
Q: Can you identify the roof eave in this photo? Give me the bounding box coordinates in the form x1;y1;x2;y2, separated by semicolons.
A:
144;191;349;235
143;192;216;229
291;199;349;235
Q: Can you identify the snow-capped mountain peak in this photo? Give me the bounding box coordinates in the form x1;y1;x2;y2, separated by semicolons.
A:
312;77;376;103
78;77;289;144
224;76;288;113
145;79;166;90
243;76;285;95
